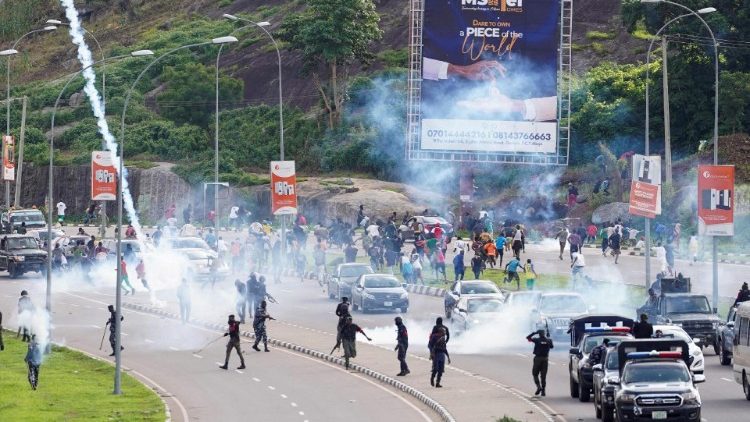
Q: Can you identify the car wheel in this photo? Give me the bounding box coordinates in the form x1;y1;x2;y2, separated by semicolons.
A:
578;374;590;402
744;372;750;401
445;307;452;319
400;307;408;314
719;340;731;366
570;374;579;398
352;301;359;312
713;339;720;355
8;262;17;278
601;403;614;422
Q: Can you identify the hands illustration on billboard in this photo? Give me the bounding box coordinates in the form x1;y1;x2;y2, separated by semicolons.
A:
423;58;506;81
456;87;557;122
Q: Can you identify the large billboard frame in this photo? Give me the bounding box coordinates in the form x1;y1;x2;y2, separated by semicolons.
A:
406;0;572;165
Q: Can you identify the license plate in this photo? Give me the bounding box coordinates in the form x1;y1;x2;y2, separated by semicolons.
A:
384;301;392;307
652;411;667;420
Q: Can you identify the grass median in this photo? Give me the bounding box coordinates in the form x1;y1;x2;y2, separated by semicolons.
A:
0;331;164;421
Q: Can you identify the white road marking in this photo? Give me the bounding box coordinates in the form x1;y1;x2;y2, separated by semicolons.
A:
298;411;305;416
280;394;287;399
281;289;293;293
121;332;129;336
90;325;101;329
291;402;298;407
268;385;275;390
236;370;244;374
515;353;527;358
192;354;203;359
252;377;260;382
721;377;733;382
169;346;179;351
71;304;80;308
144;338;155;344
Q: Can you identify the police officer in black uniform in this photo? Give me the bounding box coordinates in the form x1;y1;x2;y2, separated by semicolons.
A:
526;329;553;396
106;305;124;356
395;316;409;376
330;297;350;354
633;313;654;339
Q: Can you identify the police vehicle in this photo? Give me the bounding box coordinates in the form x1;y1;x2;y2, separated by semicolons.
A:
614;339;704;422
568;315;634;403
592;344;621;422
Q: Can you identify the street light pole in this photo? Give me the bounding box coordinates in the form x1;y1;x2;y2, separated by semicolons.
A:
46;51;153;323
4;26;57;208
117;36;237;395
223;14;286;261
641;0;720;311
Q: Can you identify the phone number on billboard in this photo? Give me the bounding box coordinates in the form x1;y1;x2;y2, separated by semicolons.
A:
426;130;552;141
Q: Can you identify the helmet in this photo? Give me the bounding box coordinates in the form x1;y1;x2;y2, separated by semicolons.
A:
21;290;28;296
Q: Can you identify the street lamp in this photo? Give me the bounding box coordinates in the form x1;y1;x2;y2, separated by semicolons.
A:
641;0;720;311
45;50;153;341
223;14;287;263
4;26;57;207
115;36;237;395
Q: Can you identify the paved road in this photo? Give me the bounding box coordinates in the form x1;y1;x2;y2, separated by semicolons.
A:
0;277;434;422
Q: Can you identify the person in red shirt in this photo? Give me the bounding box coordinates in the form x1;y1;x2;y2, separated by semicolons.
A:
586;224;598;245
135;259;150;292
432;222;444;240
119;257;135;295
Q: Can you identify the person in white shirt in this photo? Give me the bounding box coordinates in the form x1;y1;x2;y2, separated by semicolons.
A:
56;201;67;224
571;251;586;288
366;223;380;239
229;206;239;230
453;236;467;254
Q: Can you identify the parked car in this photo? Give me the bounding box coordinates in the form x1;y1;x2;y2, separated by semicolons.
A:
0;234;48;277
1;208;47;234
327;263;374;300
717;305;738;366
444;280;504;319
399;215;453;242
351;274;409;313
568;315;634;403
451;296;505;332
652;325;705;375
532;292;590;339
592;346;620;422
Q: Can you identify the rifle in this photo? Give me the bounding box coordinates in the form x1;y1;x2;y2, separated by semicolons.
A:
99;322;109;350
266;293;278;304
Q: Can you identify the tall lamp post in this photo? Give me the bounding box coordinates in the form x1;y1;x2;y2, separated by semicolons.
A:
46;50;154;321
642;0;720;311
223;14;287;261
4;26;57;207
116;35;237;395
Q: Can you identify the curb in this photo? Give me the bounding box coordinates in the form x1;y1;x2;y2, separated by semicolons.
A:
52;341;173;422
122;302;457;422
405;284;446;298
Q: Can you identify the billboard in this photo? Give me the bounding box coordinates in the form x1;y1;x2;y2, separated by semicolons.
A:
698;165;734;236
628;154;661;218
270;161;298;216
2;135;15;181
420;0;560;154
91;151;117;201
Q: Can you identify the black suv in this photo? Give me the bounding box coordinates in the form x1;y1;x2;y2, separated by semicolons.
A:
614;339;704;422
649;293;720;353
568;315;634;403
0;235;47;277
1;208;47;234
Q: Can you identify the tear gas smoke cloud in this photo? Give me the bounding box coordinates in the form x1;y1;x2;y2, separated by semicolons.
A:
18;308;51;358
59;0;144;238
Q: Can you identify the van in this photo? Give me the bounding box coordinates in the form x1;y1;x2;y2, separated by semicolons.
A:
732;301;750;400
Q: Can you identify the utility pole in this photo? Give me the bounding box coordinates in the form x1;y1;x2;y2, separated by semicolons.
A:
14;96;26;208
662;37;672;185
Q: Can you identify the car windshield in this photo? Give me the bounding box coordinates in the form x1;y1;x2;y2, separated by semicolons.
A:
509;293;540;307
10;212;44;223
340;265;373;278
622;362;691;384
461;282;499;295
583;335;629;353
606;350;619;370
364;276;401;288
422;217;447;225
539;295;587;314
6;237;38;250
170;238;210;250
467;299;504;313
665;296;711;314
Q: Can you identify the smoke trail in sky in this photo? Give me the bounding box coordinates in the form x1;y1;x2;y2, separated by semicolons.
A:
59;0;143;237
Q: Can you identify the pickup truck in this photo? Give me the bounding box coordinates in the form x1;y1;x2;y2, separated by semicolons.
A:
644;293;721;354
0;235;47;278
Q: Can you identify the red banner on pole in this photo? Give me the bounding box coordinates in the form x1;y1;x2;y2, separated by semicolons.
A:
698;165;734;236
91;151;117;201
3;135;15;182
628;181;659;219
270;161;298;215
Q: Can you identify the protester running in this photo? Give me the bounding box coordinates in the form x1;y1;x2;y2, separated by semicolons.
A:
220;314;245;370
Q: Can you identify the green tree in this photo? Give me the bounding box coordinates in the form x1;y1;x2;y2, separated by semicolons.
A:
156;62;243;128
279;0;383;129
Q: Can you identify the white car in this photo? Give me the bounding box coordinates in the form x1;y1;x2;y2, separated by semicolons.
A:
652;324;705;375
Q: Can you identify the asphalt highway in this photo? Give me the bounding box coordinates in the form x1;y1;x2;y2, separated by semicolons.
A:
0;276;434;422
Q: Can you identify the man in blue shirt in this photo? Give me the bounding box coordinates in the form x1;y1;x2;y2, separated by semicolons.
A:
505;256;522;290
